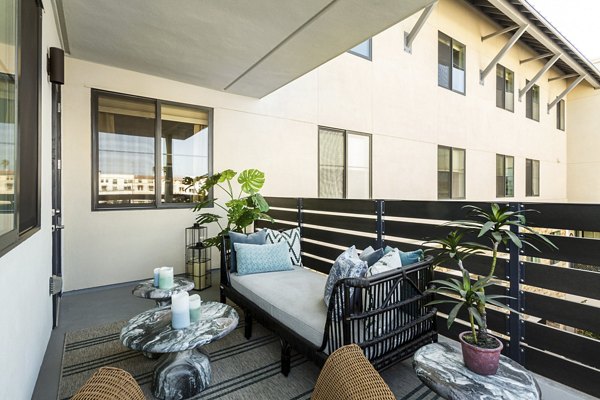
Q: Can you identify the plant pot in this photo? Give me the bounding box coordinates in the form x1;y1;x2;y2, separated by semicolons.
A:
459;331;503;375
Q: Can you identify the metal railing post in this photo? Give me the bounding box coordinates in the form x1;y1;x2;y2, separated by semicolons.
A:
376;200;385;249
507;202;523;363
297;197;303;233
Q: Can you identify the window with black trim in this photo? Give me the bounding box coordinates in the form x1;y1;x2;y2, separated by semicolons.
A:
496;154;514;197
347;39;372;60
438;32;466;94
496;65;514;112
318;127;371;199
525;81;540;121
0;0;42;254
526;159;540;197
437;146;465;199
557;99;565;131
92;90;213;209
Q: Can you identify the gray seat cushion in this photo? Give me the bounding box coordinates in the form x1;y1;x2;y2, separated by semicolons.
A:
230;266;327;347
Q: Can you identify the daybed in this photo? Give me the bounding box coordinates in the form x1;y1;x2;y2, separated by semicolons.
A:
220;234;438;375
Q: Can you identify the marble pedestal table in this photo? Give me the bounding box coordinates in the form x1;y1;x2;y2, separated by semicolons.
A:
120;302;238;400
132;277;194;307
413;342;541;400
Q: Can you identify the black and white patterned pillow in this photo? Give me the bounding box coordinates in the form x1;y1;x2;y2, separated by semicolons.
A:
264;228;302;266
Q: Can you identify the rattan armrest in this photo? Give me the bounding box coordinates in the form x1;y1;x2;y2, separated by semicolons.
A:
71;367;145;400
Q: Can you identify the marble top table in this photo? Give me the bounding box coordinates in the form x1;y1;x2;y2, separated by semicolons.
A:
413;343;541;400
120;301;238;400
132;277;194;306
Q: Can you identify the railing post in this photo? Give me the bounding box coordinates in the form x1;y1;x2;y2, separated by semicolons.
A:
507;202;523;363
297;197;303;234
376;200;385;249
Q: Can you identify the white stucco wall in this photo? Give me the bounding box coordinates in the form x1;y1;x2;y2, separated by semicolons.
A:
0;5;60;400
61;0;570;290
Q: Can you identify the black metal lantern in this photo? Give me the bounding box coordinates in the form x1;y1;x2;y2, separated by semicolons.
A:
185;224;212;290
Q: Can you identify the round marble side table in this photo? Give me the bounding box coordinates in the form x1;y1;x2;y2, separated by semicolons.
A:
132;277;195;307
120;301;238;400
413;342;541;400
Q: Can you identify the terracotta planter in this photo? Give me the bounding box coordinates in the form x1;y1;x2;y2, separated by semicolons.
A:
459;331;503;375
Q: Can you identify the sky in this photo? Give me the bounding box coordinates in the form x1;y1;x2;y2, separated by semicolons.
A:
526;0;600;63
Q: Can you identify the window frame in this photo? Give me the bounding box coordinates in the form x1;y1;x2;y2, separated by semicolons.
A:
317;126;372;199
557;99;566;131
91;89;214;211
525;81;540;121
496;64;515;112
496;154;515;198
437;32;466;95
526;158;540;197
347;38;372;61
437;145;466;200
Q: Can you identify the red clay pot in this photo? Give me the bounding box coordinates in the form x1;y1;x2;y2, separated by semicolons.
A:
459;331;503;375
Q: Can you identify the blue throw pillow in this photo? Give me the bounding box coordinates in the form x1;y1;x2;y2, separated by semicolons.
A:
323;246;367;307
229;230;267;273
384;246;424;266
359;246;385;267
234;242;293;275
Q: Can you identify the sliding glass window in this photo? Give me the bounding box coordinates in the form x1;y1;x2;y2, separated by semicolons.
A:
526;82;540;121
318;127;371;199
496;154;514;197
526;159;540;197
438;32;466;94
92;90;212;209
438;146;465;199
496;65;514;112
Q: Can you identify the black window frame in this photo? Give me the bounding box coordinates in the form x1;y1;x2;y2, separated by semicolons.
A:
526;158;540;197
525;81;540;121
496;154;515;198
318;126;372;199
0;0;42;257
557;99;566;131
496;64;515;112
437;145;466;200
347;38;372;61
91;89;214;211
437;31;466;95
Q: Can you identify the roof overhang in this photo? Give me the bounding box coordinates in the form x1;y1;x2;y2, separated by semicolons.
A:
55;0;435;98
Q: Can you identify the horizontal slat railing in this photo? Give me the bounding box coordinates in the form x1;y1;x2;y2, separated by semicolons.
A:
258;197;600;397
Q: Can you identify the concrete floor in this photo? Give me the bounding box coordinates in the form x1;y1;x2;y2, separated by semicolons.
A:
32;274;220;400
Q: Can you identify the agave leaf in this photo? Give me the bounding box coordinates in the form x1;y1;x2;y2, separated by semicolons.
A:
447;302;465;329
479;221;496;237
505;230;523;248
468;307;484;328
426;299;460;306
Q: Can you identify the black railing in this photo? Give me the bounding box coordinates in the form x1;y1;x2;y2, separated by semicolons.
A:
256;197;600;398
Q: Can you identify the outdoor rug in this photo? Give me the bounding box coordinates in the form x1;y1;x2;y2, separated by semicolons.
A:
58;312;438;400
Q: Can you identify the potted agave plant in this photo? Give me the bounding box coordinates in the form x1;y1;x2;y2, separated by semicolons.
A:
183;168;273;250
426;204;556;375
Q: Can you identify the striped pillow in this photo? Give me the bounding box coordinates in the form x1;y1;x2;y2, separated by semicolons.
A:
264;228;302;266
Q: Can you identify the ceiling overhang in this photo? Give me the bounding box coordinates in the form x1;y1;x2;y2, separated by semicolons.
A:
55;0;435;98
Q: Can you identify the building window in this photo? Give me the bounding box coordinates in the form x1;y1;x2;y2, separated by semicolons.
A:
496;154;514;197
92;90;213;209
437;146;465;199
0;0;42;253
525;82;540;121
496;65;514;112
348;38;372;60
557;99;566;130
438;32;466;94
318;127;371;199
526;159;540;197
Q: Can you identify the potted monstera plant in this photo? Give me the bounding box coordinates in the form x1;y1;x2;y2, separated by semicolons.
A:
426;204;556;375
183;168;273;250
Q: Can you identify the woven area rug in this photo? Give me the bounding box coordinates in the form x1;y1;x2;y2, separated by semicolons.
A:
58;313;437;400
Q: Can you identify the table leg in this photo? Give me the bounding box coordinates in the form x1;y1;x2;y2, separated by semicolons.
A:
156;299;171;307
152;347;211;400
143;351;161;359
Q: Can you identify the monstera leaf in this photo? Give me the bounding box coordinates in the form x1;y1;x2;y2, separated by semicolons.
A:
248;193;269;213
238;169;265;194
218;169;237;183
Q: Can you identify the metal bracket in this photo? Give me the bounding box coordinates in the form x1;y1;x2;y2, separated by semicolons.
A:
548;74;586;113
49;275;63;295
404;2;436;53
480;24;528;85
548;73;579;82
481;25;519;42
519;53;561;100
520;52;553;65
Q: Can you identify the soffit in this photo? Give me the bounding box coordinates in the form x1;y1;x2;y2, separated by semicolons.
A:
56;0;434;98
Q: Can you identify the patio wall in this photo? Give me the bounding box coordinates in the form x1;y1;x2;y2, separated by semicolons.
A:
0;6;61;400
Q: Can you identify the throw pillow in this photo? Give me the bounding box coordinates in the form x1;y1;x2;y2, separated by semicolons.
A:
367;248;403;277
323;246;367;307
264;227;302;266
234;242;293;275
384;246;424;265
359;246;385;267
229;230;268;273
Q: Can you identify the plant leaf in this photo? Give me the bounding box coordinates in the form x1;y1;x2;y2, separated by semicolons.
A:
238;169;265;194
468;307;484;328
447;302;464;329
218;169;237;182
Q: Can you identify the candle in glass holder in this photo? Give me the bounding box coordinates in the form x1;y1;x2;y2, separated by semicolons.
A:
159;266;174;289
171;292;190;329
153;268;160;287
189;294;201;323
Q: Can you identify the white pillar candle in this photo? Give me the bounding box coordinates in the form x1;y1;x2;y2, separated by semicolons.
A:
159;266;174;289
189;294;201;323
171;292;190;329
153;268;160;287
